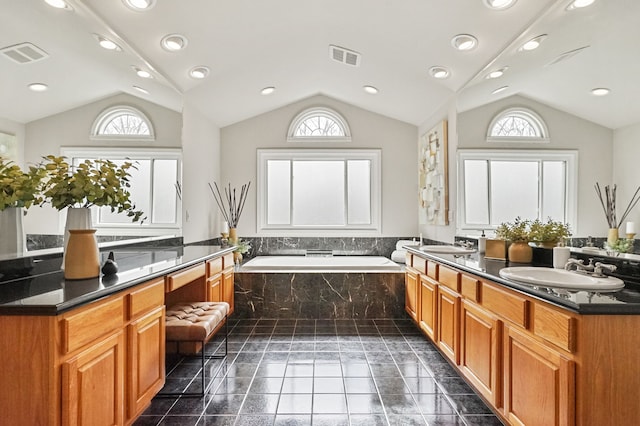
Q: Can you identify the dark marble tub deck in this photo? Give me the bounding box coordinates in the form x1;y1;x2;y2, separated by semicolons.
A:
135;318;504;426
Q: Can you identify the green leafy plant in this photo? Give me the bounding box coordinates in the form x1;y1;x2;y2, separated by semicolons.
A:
40;155;145;222
495;217;531;242
529;218;572;246
234;238;252;254
605;238;634;254
0;157;48;211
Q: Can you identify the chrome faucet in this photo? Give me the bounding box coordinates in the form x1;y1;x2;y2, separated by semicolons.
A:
564;258;595;273
593;262;617;277
456;240;474;249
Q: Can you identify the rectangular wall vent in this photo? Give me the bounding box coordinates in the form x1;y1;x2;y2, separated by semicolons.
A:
329;45;361;67
1;42;49;64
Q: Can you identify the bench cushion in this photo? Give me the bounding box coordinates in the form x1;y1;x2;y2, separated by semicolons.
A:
165;302;229;341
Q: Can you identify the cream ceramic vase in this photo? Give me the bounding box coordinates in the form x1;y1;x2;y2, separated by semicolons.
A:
607;228;619;246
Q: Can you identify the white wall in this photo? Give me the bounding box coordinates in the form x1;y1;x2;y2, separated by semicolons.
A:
23;93;182;235
456;95;613;237
220;94;418;237
613;122;640;232
181;100;222;244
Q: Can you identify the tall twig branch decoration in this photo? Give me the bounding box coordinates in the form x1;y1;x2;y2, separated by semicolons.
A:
208;181;251;228
595;183;640;228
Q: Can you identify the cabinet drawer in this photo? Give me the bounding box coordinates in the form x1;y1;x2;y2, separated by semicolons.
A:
426;261;438;280
165;263;206;292
207;257;223;276
460;274;480;301
533;303;575;352
439;265;460;292
482;283;528;328
222;253;234;269
413;256;427;275
128;278;164;320
61;297;124;354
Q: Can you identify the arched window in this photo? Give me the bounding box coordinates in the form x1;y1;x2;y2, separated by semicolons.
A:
287;107;351;142
487;107;549;143
91;105;155;140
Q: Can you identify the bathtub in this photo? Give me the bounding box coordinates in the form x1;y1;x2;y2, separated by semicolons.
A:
235;255;406;319
240;255;403;272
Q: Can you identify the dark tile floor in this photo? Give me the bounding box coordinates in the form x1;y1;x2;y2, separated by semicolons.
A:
134;318;504;426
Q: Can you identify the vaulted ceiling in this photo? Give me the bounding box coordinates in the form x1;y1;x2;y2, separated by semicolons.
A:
1;0;636;130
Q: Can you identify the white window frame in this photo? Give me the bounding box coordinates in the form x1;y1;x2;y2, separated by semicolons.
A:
90;105;155;142
457;149;578;233
60;147;182;236
486;107;550;144
287;107;352;143
257;149;381;236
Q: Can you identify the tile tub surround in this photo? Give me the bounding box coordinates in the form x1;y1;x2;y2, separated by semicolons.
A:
234;272;406;319
136;318;503;426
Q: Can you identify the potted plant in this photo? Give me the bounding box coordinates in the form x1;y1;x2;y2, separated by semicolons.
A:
39;155;145;277
495;217;533;263
529;218;572;248
0;158;48;255
233;238;252;264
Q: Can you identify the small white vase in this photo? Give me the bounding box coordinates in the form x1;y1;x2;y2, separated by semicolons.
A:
0;207;26;257
62;207;98;270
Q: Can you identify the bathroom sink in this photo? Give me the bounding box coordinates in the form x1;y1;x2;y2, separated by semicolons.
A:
420;245;476;255
499;267;624;290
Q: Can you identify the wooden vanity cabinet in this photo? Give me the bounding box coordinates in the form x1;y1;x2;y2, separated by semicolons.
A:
222;253;235;315
405;267;419;321
406;252;640;426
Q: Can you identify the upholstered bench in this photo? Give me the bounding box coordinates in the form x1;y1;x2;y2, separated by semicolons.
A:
160;301;229;397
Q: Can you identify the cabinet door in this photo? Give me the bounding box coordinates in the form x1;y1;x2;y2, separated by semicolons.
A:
405;269;419;321
460;300;502;407
127;306;165;421
208;272;223;302
436;285;460;364
222;267;235;316
419;275;437;340
61;331;125;426
504;325;575;426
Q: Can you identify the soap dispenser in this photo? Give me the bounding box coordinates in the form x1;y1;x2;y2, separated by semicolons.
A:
478;230;487;254
553;240;571;269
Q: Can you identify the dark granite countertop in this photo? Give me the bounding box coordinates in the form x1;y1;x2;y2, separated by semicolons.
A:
406;247;640;315
0;245;234;316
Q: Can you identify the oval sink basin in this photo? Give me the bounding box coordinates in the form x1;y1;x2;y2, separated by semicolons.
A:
420;245;476;255
499;267;624;290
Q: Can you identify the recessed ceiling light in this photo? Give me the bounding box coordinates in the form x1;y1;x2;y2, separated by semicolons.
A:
161;34;188;52
591;87;610;96
492;86;509;94
486;67;508;79
261;86;275;95
189;66;210;79
132;66;152;78
122;0;156;11
133;85;149;94
566;0;595;10
484;0;517;10
94;35;122;51
429;66;450;79
44;0;73;10
451;34;478;51
28;83;48;92
363;85;379;94
519;34;547;51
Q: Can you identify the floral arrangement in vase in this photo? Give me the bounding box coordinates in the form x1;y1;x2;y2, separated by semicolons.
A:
0;157;47;211
595;182;640;244
528;218;572;247
495;217;531;242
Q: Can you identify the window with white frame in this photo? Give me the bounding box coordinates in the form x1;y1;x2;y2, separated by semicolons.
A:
287;107;352;142
486;107;549;143
60;147;181;236
257;149;380;233
91;105;155;141
457;150;578;232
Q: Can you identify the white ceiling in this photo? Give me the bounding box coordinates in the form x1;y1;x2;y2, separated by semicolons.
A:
1;0;635;130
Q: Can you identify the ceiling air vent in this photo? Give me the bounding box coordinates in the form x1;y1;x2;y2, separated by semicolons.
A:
329;45;361;67
1;42;49;64
545;46;589;67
